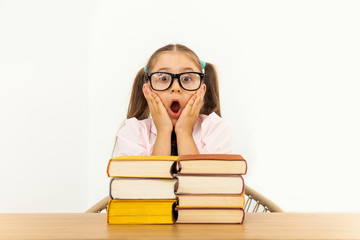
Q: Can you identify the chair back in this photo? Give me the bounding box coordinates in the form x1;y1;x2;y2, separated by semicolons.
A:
244;185;282;212
85;185;282;213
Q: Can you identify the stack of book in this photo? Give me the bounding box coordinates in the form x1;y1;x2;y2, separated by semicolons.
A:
106;156;178;224
175;154;247;224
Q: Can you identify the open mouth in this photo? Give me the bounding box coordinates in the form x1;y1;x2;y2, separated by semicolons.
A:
170;100;181;114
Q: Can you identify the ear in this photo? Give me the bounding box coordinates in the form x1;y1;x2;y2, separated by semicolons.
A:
143;82;155;97
202;83;206;96
142;83;149;97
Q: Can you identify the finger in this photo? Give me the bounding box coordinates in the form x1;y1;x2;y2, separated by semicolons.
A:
147;95;156;113
150;92;164;110
191;95;202;115
143;85;159;111
144;91;158;113
200;86;205;98
152;93;162;105
194;89;201;96
184;95;197;112
150;92;168;116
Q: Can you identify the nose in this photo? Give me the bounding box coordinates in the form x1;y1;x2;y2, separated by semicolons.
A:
170;78;182;93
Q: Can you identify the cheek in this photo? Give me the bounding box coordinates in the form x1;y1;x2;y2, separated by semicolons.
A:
156;93;168;105
183;93;194;104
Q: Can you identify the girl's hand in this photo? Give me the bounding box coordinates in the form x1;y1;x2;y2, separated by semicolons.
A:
175;85;206;136
142;83;173;134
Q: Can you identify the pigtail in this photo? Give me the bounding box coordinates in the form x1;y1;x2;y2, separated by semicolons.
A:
201;62;221;117
127;68;149;120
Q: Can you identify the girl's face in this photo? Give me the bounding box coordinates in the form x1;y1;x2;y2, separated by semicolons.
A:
149;51;206;126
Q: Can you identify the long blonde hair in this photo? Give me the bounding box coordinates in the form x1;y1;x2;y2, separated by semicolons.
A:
127;44;221;119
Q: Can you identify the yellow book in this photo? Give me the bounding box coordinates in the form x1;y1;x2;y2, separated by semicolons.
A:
107;156;178;178
107;199;177;224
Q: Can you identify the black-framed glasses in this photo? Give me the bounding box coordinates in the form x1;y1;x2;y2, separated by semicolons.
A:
146;72;204;91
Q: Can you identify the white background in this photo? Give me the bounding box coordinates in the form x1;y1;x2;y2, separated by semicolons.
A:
1;0;359;213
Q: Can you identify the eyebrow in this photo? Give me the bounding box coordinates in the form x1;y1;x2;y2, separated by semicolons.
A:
156;67;196;72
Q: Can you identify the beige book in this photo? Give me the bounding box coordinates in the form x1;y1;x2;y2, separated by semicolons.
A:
177;193;245;208
175;207;245;224
110;178;177;199
107;156;178;178
175;175;244;194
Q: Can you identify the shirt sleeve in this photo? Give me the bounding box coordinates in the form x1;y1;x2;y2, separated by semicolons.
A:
111;118;152;157
197;113;233;154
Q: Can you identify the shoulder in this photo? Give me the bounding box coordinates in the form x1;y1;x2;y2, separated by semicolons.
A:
116;117;154;137
124;117;153;128
112;117;154;157
194;112;232;154
194;112;231;137
198;112;228;128
200;112;223;121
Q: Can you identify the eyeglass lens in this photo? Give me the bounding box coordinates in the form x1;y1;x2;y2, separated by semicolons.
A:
151;73;201;91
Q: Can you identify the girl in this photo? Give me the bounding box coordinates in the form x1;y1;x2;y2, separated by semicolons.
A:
112;44;232;157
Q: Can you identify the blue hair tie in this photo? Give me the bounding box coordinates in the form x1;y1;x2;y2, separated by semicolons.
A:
144;66;147;72
200;60;206;69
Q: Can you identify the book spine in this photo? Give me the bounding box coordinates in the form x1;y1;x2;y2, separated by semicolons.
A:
106;199;112;223
106;160;112;177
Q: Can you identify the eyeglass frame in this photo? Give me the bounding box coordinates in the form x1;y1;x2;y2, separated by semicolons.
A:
146;71;204;91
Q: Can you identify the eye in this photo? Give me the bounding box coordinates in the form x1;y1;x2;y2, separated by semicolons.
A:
159;76;169;81
181;75;193;82
155;73;170;82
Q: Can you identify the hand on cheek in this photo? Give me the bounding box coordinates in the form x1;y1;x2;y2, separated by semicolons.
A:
143;83;173;133
175;85;205;135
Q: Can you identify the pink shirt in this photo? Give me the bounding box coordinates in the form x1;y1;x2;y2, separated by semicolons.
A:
112;112;232;157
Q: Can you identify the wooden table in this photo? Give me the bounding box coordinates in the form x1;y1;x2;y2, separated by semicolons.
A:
1;213;360;239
